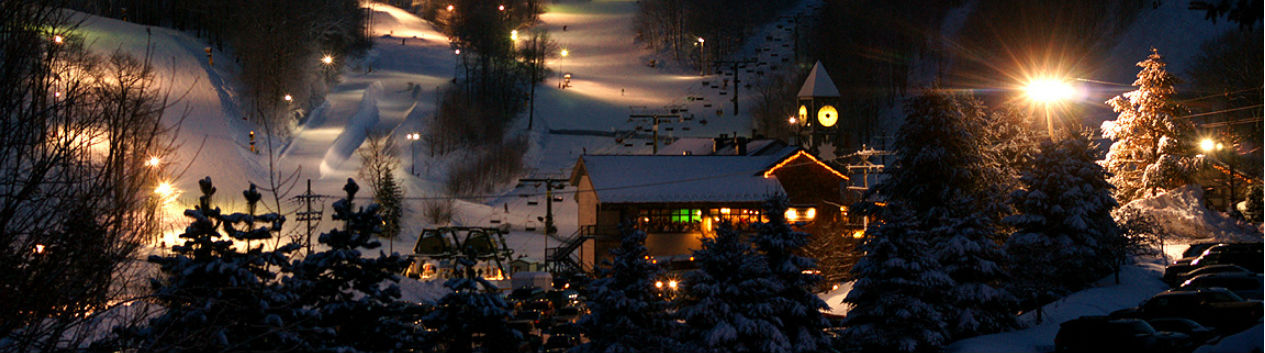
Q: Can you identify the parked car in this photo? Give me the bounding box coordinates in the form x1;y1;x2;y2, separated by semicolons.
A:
1147;317;1219;345
1179;273;1264;300
1183;242;1225;259
1189;244;1263;272
1176;264;1252;286
1165;243;1263;285
1055;316;1191;353
1111;288;1263;333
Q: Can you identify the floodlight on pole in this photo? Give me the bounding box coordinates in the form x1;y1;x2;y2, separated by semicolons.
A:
1023;77;1074;140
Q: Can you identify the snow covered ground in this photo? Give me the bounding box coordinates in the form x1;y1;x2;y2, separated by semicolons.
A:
946;247;1263;353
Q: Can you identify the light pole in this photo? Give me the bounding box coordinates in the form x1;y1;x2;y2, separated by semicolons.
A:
696;37;705;76
406;132;420;176
1201;137;1235;211
1023;78;1074;140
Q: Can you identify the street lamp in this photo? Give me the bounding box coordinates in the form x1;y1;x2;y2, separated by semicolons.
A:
1200;137;1235;212
321;55;333;65
406;132;420;175
1024;77;1074;140
696;37;705;76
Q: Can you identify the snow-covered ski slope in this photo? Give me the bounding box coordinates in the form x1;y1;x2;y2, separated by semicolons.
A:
68;0;819;261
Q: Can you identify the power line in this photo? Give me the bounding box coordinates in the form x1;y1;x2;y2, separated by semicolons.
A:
1177;87;1264;103
1178;104;1263;119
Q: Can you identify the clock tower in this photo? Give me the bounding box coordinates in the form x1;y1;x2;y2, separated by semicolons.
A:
794;61;840;152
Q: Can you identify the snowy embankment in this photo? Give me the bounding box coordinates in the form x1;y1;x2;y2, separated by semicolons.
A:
946;260;1171;353
1118;185;1261;242
320;81;382;177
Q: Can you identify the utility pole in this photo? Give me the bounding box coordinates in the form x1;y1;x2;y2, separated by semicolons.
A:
519;177;568;268
294;179;324;255
712;58;757;116
629;113;681;154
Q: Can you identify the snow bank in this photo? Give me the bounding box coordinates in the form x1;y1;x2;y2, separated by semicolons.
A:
319;81;383;177
817;281;854;316
1194;324;1264;353
1117;185;1262;243
946;260;1169;353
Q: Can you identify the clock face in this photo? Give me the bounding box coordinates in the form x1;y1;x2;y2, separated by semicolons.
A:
797;105;808;122
817;105;838;127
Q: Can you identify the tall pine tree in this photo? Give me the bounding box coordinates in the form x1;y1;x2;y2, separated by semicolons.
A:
677;223;788;353
576;225;681;353
285;179;422;352
423;245;520;353
868;91;1014;339
751;198;832;353
1102;49;1196;203
123;178;301;352
840;207;951;353
1006;132;1121;320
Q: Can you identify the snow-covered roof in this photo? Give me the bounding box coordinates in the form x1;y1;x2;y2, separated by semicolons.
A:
572;153;793;204
797;61;840;99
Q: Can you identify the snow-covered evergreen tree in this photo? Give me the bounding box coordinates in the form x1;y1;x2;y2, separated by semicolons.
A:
1102;49;1197;203
423;249;520;353
285;179;421;352
1005;132;1120;317
375;170;404;249
840;207;951;353
869;91;1014;338
124;178;301;352
576;224;681;353
677;223;788;353
751;197;832;353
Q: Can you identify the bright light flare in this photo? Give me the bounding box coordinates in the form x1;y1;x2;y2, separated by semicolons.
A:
53;35;63;44
321;55;333;65
283;94;292;102
667;279;678;290
446;4;454;11
154;181;180;204
1199;138;1224;152
1024;78;1075;104
34;244;45;254
560;49;569;57
510;29;518;41
697;37;704;43
655;280;663;289
788;116;797;125
145;156;161;167
498;4;505;11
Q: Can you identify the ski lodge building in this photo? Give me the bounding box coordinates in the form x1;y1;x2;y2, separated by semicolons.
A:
567;138;853;270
